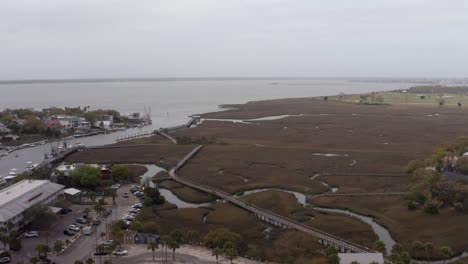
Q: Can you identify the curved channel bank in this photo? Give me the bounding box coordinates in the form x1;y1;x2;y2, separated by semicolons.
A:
139;164;213;208
235;187;395;255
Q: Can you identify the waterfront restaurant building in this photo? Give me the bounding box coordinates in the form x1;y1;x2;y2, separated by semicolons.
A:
0;180;65;230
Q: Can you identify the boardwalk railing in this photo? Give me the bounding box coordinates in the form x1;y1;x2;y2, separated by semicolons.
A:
168;145;373;253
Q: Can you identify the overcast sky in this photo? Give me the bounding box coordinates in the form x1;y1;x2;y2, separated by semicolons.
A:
1;0;468;80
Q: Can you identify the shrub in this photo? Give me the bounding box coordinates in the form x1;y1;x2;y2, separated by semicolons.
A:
423;199;442;215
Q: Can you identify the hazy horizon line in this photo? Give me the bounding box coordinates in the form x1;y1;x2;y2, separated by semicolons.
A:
0;76;460;85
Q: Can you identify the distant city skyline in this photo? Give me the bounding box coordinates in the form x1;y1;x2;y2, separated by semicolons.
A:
1;0;468;80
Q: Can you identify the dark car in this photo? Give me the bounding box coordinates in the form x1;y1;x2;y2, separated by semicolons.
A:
94;251;108;256
63;229;75;236
76;218;87;224
58;208;72;215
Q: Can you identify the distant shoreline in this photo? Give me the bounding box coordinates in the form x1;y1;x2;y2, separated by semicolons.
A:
0;77;438;85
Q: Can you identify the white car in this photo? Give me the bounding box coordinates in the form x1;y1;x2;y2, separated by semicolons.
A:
0;257;11;263
112;249;128;256
68;224;80;231
101;239;114;246
24;231;39;238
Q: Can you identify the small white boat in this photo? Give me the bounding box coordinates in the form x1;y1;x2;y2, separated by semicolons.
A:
26;162;38;169
4;175;17;182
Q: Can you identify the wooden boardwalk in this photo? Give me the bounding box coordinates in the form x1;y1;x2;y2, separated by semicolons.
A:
168;145;374;253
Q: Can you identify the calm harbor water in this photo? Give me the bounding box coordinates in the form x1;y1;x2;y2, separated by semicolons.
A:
0;79;415;175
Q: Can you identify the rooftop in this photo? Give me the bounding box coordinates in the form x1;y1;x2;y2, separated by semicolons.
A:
338;253;384;264
0;180;64;222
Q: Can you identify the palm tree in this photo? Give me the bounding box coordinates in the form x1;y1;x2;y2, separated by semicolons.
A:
161;235;171;263
167;238;180;261
424;242;434;263
211;247;222;264
29;257;39;264
100;232;107;242
440;246;453;264
95;244;106;264
412;241;424;259
0;227;8;251
44;231;50;247
147;241;158;261
53;240;64;254
391;243;404;255
84;208;91;224
186;230;200;245
35;244;50;259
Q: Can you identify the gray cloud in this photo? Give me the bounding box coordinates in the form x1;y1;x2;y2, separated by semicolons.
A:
1;0;467;79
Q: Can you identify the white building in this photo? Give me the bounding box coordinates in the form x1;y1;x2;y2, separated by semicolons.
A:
56;164;77;176
338;253;384;264
0;180;64;230
56;116;91;130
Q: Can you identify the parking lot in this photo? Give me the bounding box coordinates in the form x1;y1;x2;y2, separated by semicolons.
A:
9;184;141;264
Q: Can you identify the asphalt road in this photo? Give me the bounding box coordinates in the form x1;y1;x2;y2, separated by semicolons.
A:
53;184;139;264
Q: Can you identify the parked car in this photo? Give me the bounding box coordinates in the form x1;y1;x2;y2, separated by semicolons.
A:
123;193;129;198
129;208;140;213
24;231;39;238
68;224;80;231
76;218;87;224
63;230;75;236
94;251;107;256
112;249;128;256
132;203;142;209
92;219;101;226
101;240;114;246
83;226;93;236
0;257;10;263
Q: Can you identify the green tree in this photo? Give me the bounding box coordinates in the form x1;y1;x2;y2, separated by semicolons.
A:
29;257;39;264
325;246;340;264
143;186;165;206
111;165;131;182
186;230;200;244
170;230;184;243
392;243;404;255
211;247;222;264
167;237;180;261
412;241;424;259
23;204;57;230
0;227;8;251
441;246;453;264
424;242;434;262
53;240;64;253
147;241;158;261
203;228;241;250
373;240;386;255
223;241;238;264
85;258;95;264
95;244;106;264
71;165;102;188
35;244;50;259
